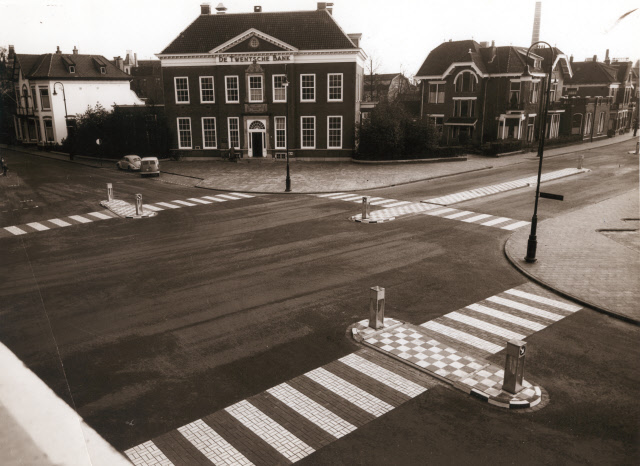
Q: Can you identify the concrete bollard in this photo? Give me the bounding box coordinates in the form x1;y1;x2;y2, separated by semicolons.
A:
362;196;371;220
577;154;584;169
503;340;527;394
135;194;143;216
369;286;385;330
107;183;113;202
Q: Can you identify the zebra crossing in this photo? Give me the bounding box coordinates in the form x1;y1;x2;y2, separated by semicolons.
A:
313;192;412;208
0;193;256;239
422;167;589;205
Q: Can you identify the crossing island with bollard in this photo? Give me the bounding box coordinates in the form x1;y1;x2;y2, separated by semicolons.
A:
100;183;157;219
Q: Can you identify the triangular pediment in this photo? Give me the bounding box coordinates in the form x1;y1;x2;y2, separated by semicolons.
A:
210;29;298;54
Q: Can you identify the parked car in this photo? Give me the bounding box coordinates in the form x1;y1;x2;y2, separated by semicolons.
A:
140;157;160;177
116;155;141;171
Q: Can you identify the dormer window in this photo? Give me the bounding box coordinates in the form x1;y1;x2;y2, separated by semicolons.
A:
62;55;76;74
100;66;106;74
69;66;75;73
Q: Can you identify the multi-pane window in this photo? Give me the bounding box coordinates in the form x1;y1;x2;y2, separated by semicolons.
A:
228;117;240;149
202;117;217;148
249;75;263;102
549;82;558;101
328;73;343;101
527;116;536;142
597;112;605;133
39;88;50;110
43;118;54;142
584;112;592;136
548;114;560;139
200;77;214;103
327;116;342;148
430;115;444;134
275;117;286;149
529;81;540;103
177;117;192;148
175;77;189;103
454;99;475;117
428;83;445;103
225;76;239;103
455;72;476;92
273;75;287;102
301;116;315;148
30;86;38;110
301;74;315;102
509;81;521;104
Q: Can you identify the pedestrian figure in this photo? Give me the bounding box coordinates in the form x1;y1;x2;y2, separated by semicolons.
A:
632;117;638;137
1;157;7;176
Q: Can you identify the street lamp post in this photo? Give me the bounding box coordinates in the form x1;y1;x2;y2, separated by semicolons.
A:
52;82;72;158
283;69;291;192
522;41;556;263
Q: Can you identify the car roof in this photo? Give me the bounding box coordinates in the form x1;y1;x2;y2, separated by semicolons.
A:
140;157;158;161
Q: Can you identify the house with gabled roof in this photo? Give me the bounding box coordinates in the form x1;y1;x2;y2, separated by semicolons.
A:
414;39;572;146
157;2;366;160
10;45;144;146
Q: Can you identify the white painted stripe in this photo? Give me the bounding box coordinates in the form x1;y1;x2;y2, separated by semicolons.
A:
424;207;456;216
444;210;474;219
461;214;491;223
421;321;504;353
339;354;427;398
178;419;252;466
5;226;27;235
230;192;255;198
481;217;511;226
366;197;384;202
327;193;356;199
267;383;356;439
155;202;181;209
48;219;72;227
68;215;92;223
187;198;211;204
216;194;242;200
172;200;197;206
445;311;526;341
501;220;530;230
369;199;397;205
340;195;365;201
26;222;50;231
305;367;394;416
88;211;113;220
142;204;163;211
505;289;582;312
124;441;175;466
226;400;314;462
467;303;546;331
384;201;412;207
487;296;563;321
316;192;345;197
202;196;227;202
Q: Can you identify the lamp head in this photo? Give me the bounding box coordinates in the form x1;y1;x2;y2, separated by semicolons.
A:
53;88;58;96
521;65;534;82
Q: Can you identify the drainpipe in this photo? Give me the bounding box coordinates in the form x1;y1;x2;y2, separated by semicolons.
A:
480;78;487;145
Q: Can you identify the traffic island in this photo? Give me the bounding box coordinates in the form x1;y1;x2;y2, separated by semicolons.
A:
99;183;157;219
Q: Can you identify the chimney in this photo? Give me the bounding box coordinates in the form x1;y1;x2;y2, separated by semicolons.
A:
56;46;62;54
593;54;597;62
72;46;78;55
317;2;327;10
134;52;138;67
347;33;361;48
604;49;610;65
327;3;334;14
114;56;124;70
200;3;211;15
570;54;573;64
531;1;541;46
479;41;489;48
254;5;262;12
8;45;15;58
215;3;227;14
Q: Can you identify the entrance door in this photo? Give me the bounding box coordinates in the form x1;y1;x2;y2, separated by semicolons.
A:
251;132;263;158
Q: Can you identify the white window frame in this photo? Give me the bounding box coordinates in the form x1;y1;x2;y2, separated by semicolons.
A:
453;99;475;117
300;74;316;102
597;112;605;133
30;85;38;110
228;117;240;149
272;75;287;102
69;65;75;74
248;75;264;103
454;71;477;93
274;116;286;149
225;76;239;104
327;73;343;102
509;81;521;104
584;112;592;136
300;116;316;149
201;117;217;149
177;117;192;149
428;82;445;104
39;87;51;110
174;77;190;104
327;116;342;149
43;117;54;142
199;76;215;103
529;80;540;104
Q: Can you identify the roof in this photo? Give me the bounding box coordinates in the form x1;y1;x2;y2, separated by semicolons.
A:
161;9;357;54
416;40;567;78
565;61;619;85
15;53;131;80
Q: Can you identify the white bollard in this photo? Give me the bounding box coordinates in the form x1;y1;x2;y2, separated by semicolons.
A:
135;194;143;215
362;196;371;220
577;154;584;169
107;183;113;202
369;286;385;330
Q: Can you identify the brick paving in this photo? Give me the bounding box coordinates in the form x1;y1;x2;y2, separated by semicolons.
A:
505;188;639;323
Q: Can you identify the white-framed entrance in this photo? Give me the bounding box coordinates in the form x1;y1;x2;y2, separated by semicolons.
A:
247;118;267;157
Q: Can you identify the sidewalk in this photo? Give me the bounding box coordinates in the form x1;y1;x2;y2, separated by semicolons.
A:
505;188;640;324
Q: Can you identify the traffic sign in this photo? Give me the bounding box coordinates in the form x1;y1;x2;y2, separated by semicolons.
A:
540;192;564;201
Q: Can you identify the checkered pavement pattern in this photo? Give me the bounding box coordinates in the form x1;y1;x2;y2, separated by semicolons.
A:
459;367;537;401
313;192;413;208
422;167;590;205
100;199;156;218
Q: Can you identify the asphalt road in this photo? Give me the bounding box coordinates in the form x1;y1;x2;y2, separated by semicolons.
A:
1;140;638;464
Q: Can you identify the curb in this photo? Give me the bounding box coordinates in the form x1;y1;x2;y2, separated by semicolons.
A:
351;156;467;164
351;216;396;224
503;233;640;326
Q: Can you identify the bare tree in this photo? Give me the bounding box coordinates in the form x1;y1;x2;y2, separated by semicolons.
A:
365;52;383;102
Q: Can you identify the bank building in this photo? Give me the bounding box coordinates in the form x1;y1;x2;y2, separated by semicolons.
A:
159;2;365;160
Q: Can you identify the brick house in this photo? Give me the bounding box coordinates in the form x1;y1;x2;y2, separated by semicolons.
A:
158;2;366;160
414;40;572;146
112;51;165;105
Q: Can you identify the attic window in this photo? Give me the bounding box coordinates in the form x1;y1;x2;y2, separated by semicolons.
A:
100;66;106;74
69;66;75;73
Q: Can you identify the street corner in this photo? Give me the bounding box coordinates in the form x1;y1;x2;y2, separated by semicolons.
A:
100;199;157;219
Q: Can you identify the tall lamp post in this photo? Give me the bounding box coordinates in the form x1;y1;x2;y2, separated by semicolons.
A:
52;82;72;158
521;41;556;263
283;69;292;192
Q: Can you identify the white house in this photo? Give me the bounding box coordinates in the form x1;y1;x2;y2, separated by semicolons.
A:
11;46;144;145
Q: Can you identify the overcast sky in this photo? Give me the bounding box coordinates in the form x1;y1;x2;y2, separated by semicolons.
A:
1;0;638;75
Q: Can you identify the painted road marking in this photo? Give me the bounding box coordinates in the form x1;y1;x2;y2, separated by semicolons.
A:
461;213;491;223
505;288;582;312
26;222;50;231
230;192;255;198
155;202;181;209
421;321;504;353
202;196;227;202
68;215;92;223
142;204;163;211
486;296;564;321
124;441;174;466
4;226;27;235
216;194;242;200
177;419;252;466
501;220;531;230
187;198;211;204
88;211;113;220
444;210;474;219
481;216;511;226
48;218;72;227
444;312;527;341
172;200;197;206
466;303;546;332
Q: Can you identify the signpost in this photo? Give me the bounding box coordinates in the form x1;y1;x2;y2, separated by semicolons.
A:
539;192;564;201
